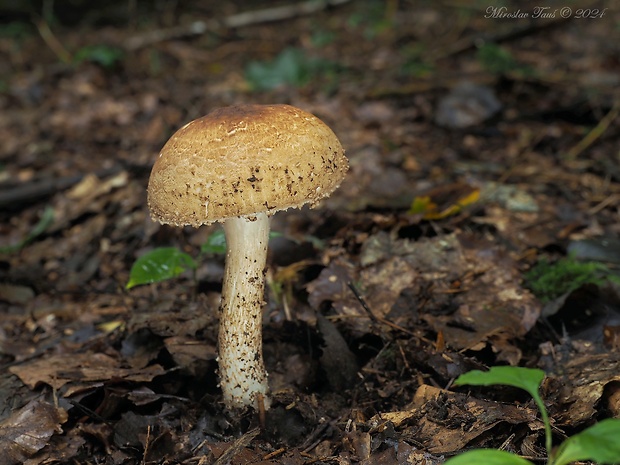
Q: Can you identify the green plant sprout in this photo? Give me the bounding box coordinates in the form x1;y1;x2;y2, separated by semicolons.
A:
476;43;534;77
311;29;335;47
126;229;281;289
525;255;617;303
346;0;393;39
400;44;434;78
0;21;33;40
244;47;334;91
445;366;620;465
200;229;228;255
0;206;54;254
73;44;124;68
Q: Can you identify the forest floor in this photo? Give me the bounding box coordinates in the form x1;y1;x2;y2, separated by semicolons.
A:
1;1;620;464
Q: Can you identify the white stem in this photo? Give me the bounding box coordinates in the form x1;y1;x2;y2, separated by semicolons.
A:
218;212;270;409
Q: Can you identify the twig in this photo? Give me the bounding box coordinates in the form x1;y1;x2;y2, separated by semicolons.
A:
35;18;72;63
301;419;335;453
66;398;113;425
589;193;620;215
347;282;419;338
426;15;571;61
141;425;152;465
262;448;286;460
125;0;352;51
564;99;620;160
212;428;260;465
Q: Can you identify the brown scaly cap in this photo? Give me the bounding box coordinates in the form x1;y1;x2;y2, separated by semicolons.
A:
147;104;348;227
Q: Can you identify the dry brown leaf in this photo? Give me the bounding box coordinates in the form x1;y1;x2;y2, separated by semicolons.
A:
51;170;129;233
360;256;418;321
313;232;541;363
343;430;371;460
164;335;217;367
0;398;67;465
407;384;539;454
9;352;165;392
307;254;418;336
554;351;620;424
0;283;35;304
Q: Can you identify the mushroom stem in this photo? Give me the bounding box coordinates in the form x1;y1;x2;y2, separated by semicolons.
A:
218;212;271;409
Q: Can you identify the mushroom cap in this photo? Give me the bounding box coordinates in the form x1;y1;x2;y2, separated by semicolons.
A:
148;104;348;227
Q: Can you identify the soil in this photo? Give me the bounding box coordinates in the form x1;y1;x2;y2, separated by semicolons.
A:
1;1;619;464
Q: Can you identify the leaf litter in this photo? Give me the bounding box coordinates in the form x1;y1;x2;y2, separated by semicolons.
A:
1;1;619;463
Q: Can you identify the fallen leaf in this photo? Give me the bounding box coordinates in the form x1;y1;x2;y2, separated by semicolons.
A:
435;82;502;128
9;352;165;392
408;384;539;454
480;182;539;213
164;335;217;367
0;283;35;304
0;398;67;465
554;351;620;425
409;184;480;220
328;231;541;363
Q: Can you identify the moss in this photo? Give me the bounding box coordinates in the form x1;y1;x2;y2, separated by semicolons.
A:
524;255;614;303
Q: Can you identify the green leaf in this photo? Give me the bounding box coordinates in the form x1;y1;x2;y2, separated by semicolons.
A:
269;231;283;240
201;229;228;255
552;419;620;465
454;367;553;455
245;47;332;91
476;43;535;77
200;229;283;255
74;44;124;68
0;21;33;40
444;449;533;465
126;247;196;289
453;366;545;399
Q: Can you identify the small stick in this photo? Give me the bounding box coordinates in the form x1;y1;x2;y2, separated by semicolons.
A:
35;18;72;63
141;425;152;465
564;100;620;160
347;282;419;338
212;428;260;465
257;392;267;431
125;0;352;51
262;448;286;460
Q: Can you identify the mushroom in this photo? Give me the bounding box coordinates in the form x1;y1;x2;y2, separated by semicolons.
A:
147;104;348;410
